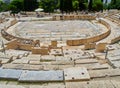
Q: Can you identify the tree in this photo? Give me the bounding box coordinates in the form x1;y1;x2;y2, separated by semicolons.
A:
88;0;93;11
59;0;73;13
39;0;58;13
92;0;103;11
108;0;120;9
115;0;120;9
73;0;79;12
78;0;88;11
9;0;23;13
24;0;39;11
0;0;9;12
60;0;64;13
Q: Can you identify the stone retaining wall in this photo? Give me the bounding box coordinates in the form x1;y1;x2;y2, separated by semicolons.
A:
1;17;111;50
67;19;111;46
53;15;96;20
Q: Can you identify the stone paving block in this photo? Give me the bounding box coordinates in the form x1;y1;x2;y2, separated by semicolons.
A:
75;59;98;64
88;64;110;70
29;84;65;88
66;80;116;88
29;61;41;65
75;63;100;69
12;59;29;64
66;82;88;88
43;65;59;70
64;67;90;82
89;69;120;78
76;63;109;70
22;64;44;70
55;56;70;61
104;80;115;88
88;81;109;88
1;59;11;64
51;61;74;65
0;68;22;80
19;70;63;82
27;54;41;58
110;61;120;68
0;85;25;88
57;65;74;70
41;55;56;61
111;80;120;88
2;63;24;70
50;49;63;56
22;57;41;61
108;56;120;61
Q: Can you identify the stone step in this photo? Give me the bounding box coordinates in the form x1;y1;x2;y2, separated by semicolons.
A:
64;67;90;82
0;85;25;88
19;70;64;82
66;80;119;88
0;68;22;80
29;84;65;88
75;59;98;64
89;69;120;78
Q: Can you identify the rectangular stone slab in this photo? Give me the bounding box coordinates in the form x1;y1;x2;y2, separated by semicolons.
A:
108;56;120;61
75;59;98;64
64;67;90;82
110;61;120;68
111;80;120;88
0;85;25;88
29;84;65;88
66;80;115;88
89;69;120;78
66;82;88;88
12;59;29;64
0;68;22;80
2;63;24;70
19;70;63;82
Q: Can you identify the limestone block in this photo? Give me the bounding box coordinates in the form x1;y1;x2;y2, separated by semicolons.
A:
75;59;98;64
84;43;96;50
51;61;74;65
50;49;63;56
2;63;24;69
41;55;56;61
51;41;57;47
1;59;11;64
29;84;65;88
0;85;25;88
95;43;107;52
89;69;120;78
32;47;49;55
12;59;29;64
22;64;44;70
64;67;90;81
29;61;41;65
0;68;22;80
19;70;63;82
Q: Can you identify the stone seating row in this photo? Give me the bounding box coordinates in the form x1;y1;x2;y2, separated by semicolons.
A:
0;67;119;82
53;15;96;21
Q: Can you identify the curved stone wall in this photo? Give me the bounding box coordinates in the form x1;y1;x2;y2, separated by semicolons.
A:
67;19;111;46
1;29;33;42
53;15;96;20
1;17;111;50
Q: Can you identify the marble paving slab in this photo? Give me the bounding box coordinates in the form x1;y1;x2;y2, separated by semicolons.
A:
19;70;63;82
